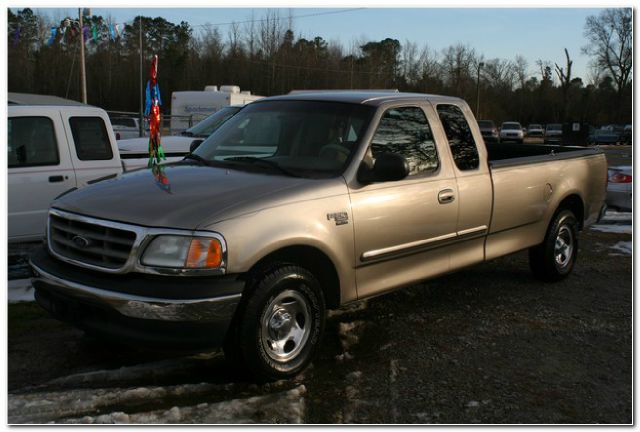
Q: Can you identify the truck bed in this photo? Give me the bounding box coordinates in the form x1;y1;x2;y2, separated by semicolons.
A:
486;142;602;168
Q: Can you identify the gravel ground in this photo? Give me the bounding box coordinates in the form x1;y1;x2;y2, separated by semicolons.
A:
8;216;632;424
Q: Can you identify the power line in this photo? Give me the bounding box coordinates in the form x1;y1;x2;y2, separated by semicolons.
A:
193;8;365;30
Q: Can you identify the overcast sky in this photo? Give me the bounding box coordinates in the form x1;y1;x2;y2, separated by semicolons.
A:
28;7;606;82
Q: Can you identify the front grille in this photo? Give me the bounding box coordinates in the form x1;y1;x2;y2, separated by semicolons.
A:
49;213;137;269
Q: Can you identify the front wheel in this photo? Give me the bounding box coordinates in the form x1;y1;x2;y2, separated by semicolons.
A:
529;209;579;282
225;264;325;381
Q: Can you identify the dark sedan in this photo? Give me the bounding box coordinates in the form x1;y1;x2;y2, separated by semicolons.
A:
478;120;500;143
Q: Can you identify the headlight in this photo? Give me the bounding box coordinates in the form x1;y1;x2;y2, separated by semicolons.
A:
141;235;223;269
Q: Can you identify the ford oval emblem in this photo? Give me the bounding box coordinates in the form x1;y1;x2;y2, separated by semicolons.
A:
72;235;90;248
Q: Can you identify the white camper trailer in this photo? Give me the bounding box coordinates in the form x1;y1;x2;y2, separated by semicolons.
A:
170;85;262;134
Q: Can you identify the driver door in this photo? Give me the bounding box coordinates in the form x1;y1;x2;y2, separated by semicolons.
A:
349;104;459;299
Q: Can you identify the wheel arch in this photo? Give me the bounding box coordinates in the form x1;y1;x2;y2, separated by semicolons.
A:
248;245;341;309
556;193;585;230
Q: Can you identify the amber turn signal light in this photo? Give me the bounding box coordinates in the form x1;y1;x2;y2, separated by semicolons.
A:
185;238;223;268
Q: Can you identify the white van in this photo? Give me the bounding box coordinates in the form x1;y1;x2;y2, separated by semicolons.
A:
8;104;123;242
170;85;262;134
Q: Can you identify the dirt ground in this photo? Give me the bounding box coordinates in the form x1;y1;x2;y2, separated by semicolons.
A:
8;218;632;424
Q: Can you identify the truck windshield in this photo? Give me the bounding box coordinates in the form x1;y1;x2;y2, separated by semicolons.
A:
193;100;374;178
182;106;242;138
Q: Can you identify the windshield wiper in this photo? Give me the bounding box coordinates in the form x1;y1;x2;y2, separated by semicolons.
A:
183;153;210;165
223;156;301;177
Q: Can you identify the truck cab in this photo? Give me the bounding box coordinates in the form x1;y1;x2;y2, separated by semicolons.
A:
8;104;122;242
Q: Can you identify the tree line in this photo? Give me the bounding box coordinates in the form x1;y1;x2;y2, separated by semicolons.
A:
8;8;632;126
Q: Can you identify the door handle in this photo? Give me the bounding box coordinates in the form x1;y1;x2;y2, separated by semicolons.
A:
49;175;64;183
438;189;455;204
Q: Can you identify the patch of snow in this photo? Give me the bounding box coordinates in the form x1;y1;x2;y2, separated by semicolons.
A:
610;241;632;256
60;385;307;424
8;279;34;303
602;210;632;222
9;382;217;424
327;300;368;318
335;320;365;362
590;224;632;234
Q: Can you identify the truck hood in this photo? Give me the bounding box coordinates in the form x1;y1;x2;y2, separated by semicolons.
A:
53;163;331;230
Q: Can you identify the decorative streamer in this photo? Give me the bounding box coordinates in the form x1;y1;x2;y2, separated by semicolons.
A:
82;25;89;44
145;55;166;166
151;165;172;194
109;24;116;41
91;24;98;42
47;27;58;46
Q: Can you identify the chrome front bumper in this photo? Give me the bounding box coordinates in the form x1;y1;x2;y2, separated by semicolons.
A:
31;261;241;323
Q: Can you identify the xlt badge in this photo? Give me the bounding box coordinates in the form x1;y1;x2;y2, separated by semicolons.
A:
327;212;349;226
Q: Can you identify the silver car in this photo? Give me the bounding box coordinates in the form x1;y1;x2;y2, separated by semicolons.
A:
500;122;524;143
606;166;632;211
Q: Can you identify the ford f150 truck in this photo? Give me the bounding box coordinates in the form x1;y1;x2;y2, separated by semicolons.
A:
30;92;608;381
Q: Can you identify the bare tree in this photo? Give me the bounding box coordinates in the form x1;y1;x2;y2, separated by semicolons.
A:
401;40;420;86
554;48;573;121
484;58;516;91
259;9;285;93
227;21;241;56
417;44;440;89
441;43;476;96
513;55;528;89
582;8;632;93
582;8;632;120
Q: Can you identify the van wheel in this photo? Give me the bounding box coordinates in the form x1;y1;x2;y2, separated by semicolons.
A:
529;209;578;282
224;264;325;381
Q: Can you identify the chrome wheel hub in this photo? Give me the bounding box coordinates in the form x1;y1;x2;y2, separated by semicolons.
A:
554;225;574;268
261;289;311;362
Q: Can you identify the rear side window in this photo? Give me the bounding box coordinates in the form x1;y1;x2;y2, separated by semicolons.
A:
69;117;113;160
110;117;136;128
436;104;480;171
8;117;59;168
370;106;439;176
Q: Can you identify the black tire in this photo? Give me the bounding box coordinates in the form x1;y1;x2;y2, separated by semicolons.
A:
224;264;325;381
529;209;579;282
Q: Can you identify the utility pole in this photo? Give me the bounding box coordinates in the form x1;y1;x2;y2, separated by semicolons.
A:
78;8;87;104
139;17;144;138
475;62;484;118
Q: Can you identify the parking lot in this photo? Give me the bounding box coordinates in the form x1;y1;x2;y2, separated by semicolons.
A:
7;145;632;424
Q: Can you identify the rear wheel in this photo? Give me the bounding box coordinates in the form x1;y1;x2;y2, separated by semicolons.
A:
529;209;578;282
224;264;325;381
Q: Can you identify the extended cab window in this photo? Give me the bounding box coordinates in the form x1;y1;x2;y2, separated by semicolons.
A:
436;104;480;171
8;117;59;168
370;106;438;176
69;117;113;160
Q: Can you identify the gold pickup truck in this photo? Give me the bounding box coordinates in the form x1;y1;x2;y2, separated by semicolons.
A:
30;92;607;381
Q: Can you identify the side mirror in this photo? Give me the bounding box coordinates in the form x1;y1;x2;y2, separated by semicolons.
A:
189;139;204;153
358;152;409;184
